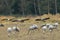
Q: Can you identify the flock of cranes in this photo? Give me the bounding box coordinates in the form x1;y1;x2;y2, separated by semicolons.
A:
7;22;59;37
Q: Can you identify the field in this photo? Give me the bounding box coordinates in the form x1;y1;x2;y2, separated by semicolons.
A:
0;14;60;40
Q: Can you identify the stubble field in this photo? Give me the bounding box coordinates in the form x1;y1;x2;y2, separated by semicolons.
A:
0;14;60;40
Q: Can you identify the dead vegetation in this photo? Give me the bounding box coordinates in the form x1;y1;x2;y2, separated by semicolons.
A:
0;14;60;40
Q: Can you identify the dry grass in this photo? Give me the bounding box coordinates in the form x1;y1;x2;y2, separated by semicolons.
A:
0;14;60;40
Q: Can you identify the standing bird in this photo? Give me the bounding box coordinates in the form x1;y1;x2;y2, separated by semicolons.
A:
48;25;54;32
12;26;20;35
46;23;54;32
28;24;38;34
7;27;12;37
42;26;47;33
12;26;20;32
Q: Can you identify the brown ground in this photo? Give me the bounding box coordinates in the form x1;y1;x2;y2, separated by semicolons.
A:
0;14;60;40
